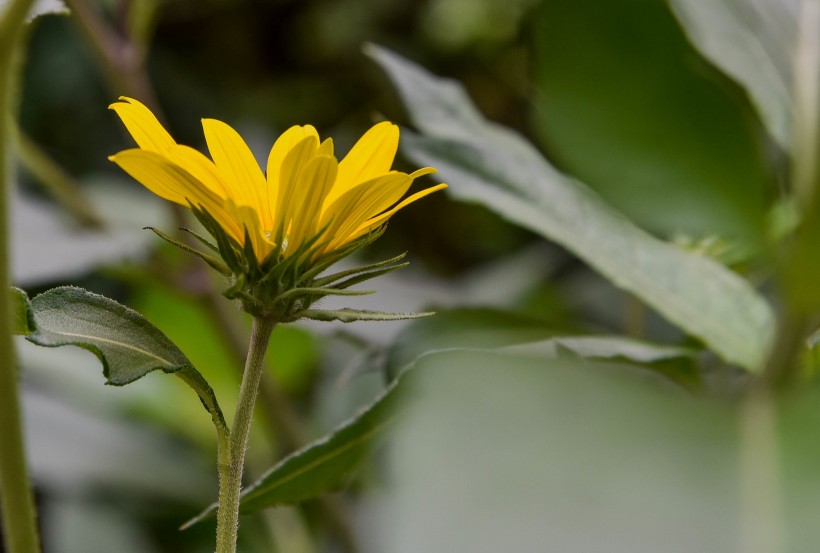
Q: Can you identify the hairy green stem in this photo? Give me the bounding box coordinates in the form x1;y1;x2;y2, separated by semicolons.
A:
203;291;360;553
0;0;41;552
216;316;276;553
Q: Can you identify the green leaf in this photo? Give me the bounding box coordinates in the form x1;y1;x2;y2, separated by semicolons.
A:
371;348;737;553
15;286;225;429
368;45;774;372
668;0;795;151
297;308;434;323
182;373;405;527
10;286;35;335
529;0;770;240
501;335;694;363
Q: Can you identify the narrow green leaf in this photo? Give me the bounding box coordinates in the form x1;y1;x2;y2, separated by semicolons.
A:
367;45;774;372
183;374;405;527
297;308;434;323
10;286;34;335
16;286;225;428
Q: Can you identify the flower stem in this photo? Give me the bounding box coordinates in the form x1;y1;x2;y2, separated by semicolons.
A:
0;0;41;552
215;316;277;553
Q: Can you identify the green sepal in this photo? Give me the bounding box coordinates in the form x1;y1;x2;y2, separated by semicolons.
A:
190;205;243;274
146;227;231;276
310;252;407;287
181;227;220;253
275;287;375;304
293;308;435;323
180;205;419;322
327;262;409;291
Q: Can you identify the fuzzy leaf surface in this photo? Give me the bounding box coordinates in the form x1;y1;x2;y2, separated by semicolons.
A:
16;286;225;427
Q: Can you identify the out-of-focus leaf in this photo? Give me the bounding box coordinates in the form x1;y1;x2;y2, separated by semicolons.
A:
12;182;169;286
500;335;694;363
43;497;153;553
385;308;556;375
183;374;403;527
668;0;797;151
22;387;212;501
368;45;774;371
530;0;771;240
371;349;740;553
11;0;69;21
15;286;225;430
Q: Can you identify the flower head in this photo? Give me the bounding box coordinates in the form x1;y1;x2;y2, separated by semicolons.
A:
108;97;446;320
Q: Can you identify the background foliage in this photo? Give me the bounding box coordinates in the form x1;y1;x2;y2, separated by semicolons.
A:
7;0;817;552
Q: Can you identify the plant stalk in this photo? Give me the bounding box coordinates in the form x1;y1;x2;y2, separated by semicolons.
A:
0;0;41;552
215;316;276;553
738;389;783;553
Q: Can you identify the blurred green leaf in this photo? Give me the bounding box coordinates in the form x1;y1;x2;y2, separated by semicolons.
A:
21;0;68;22
368;45;774;371
500;335;694;363
530;0;771;240
184;374;403;526
668;0;796;151
15;286;225;430
372;348;740;553
385;308;556;375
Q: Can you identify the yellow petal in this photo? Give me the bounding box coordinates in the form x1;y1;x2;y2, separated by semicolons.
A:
109;149;241;241
325;121;398;206
109;97;176;154
224;200;276;261
285;155;338;253
166;145;228;198
319;173;412;251
266;125;320;216
351;183;448;240
274;135;320;240
202;118;269;227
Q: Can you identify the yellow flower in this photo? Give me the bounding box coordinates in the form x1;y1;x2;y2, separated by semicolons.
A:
108;97;446;265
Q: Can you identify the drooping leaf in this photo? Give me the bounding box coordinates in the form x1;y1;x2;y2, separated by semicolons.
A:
668;0;797;151
182;373;405;527
14;286;225;430
367;45;774;372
